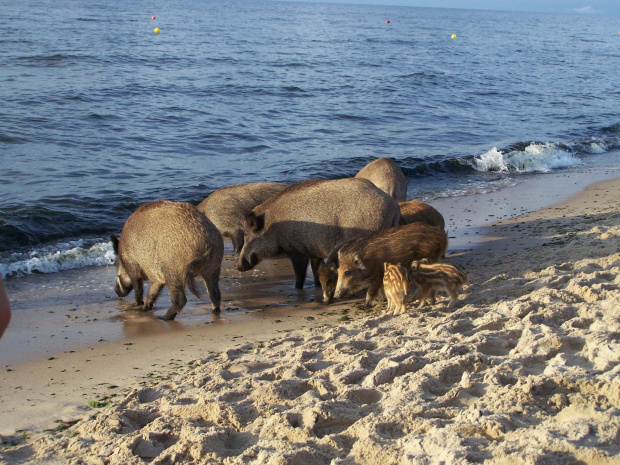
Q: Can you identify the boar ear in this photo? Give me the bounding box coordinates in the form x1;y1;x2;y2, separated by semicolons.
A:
411;260;420;271
110;235;119;255
328;260;337;273
420;258;429;265
353;253;366;270
245;212;265;233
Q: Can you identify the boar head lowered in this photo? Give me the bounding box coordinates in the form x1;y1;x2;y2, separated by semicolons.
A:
111;234;133;297
236;211;281;271
334;247;371;299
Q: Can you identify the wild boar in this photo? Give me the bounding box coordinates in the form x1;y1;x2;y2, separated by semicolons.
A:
410;259;468;309
197;182;288;255
236;178;400;289
399;199;445;230
383;263;410;315
355;157;407;202
333;222;448;307
111;200;224;320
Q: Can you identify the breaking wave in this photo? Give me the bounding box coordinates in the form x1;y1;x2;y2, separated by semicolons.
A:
0;239;115;279
470;142;582;173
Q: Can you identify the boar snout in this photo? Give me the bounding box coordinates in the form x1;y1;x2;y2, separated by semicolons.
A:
334;286;351;300
334;280;348;299
237;253;258;272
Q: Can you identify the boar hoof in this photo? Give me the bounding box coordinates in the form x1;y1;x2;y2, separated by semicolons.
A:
161;312;177;321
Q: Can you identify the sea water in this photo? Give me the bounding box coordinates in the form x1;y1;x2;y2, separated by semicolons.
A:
1;0;620;278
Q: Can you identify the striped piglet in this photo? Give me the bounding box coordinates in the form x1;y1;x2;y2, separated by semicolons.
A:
409;260;468;309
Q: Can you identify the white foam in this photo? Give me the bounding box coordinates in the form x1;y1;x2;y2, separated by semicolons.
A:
582;141;606;154
471;142;581;173
0;239;116;278
470;147;509;172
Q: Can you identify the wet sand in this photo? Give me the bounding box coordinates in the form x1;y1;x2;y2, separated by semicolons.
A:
1;167;620;463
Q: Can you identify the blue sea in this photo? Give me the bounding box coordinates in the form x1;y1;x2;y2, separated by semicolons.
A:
1;0;620;278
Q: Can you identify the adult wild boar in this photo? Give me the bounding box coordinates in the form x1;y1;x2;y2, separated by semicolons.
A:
333;222;448;307
355;157;407;202
399;199;445;230
197;182;288;255
111;200;224;320
236;178;400;289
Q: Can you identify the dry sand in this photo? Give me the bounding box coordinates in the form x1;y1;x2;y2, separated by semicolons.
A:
1;177;620;464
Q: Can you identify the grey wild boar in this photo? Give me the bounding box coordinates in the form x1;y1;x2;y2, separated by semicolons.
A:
409;259;468;309
383;263;410;315
333;222;448;307
197;182;288;255
237;178;400;289
111;200;224;320
399;199;445;230
355;157;407;202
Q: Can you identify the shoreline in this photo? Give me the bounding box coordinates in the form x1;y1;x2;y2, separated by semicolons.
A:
3;160;620;368
1;174;620;463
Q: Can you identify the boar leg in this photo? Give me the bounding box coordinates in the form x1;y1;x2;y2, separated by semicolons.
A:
163;280;187;320
144;282;165;310
310;257;322;287
447;289;459;308
417;286;430;309
384;288;393;313
384;292;393;313
429;289;437;305
130;278;144;307
203;270;222;313
290;253;310;289
365;280;382;308
231;233;244;256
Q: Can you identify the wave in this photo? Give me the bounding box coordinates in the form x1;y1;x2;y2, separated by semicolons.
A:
0;239;115;279
404;125;620;177
469;142;581;173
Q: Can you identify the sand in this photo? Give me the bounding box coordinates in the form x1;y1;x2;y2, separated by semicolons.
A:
1;177;620;464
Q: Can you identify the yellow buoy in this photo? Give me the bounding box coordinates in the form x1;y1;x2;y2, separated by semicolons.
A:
451;34;457;39
154;27;160;34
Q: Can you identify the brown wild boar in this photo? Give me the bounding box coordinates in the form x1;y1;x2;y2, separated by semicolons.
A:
399;199;445;230
197;182;288;255
355;157;407;202
383;263;410;315
410;259;468;309
111;200;224;320
333;222;448;307
236;178;400;289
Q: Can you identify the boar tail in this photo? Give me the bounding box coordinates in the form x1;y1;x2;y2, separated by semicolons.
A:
184;252;213;299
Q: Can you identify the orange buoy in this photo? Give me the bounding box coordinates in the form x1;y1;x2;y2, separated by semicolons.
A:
151;16;156;20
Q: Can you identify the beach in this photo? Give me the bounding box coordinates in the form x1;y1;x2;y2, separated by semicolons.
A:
1;176;620;464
